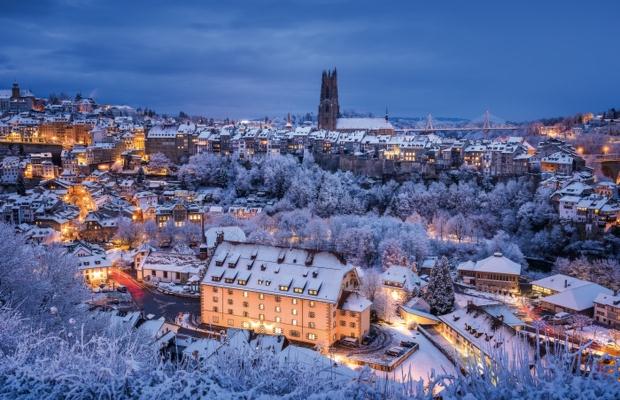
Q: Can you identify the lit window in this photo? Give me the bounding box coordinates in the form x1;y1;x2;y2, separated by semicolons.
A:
292;298;298;305
292;309;297;316
259;293;264;300
259;303;265;310
242;322;250;328
292;319;297;326
273;327;282;334
243;291;248;298
309;322;315;328
275;306;281;313
307;333;317;340
275;316;281;323
309;301;315;308
259;314;265;321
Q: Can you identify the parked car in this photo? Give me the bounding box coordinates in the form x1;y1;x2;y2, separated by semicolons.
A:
550;312;572;324
385;346;406;357
340;337;359;348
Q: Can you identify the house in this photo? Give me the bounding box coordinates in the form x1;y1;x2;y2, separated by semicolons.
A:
418;256;438;276
457;253;521;294
538;282;613;316
593;293;620;329
200;241;371;347
541;152;576;176
66;240;113;287
135;249;204;284
381;265;426;301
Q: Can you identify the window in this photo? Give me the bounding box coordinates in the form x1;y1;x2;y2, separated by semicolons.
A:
349;322;356;328
308;322;315;328
279;285;289;291
227;319;234;326
227;289;233;295
309;312;315;318
213;306;218;312
340;310;346;316
175;272;180;279
307;333;317;340
292;319;297;326
237;279;247;285
259;303;265;310
243;301;249;308
227;299;233;305
212;316;219;323
227;309;233;315
290;330;300;338
259;314;265;321
308;289;318;296
212;296;218;302
273;327;282;334
309;301;315;308
275;296;281;302
243;291;248;297
213;287;218;293
292;309;298;315
275;316;281;323
275;306;281;313
151;270;156;276
293;287;303;294
243;311;249;317
292;298;298;305
242;322;250;328
259;293;264;300
339;320;346;327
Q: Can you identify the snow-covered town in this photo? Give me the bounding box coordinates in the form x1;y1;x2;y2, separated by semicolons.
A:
1;2;619;399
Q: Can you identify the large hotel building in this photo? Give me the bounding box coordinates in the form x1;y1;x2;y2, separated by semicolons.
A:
200;241;371;347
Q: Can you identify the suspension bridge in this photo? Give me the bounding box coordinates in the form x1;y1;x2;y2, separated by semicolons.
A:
400;110;520;133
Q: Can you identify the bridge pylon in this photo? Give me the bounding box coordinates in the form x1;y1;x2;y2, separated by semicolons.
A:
425;113;434;132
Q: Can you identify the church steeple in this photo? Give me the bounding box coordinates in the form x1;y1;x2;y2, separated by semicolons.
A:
318;68;339;131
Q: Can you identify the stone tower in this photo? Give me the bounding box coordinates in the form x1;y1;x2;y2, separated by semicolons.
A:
318;69;339;131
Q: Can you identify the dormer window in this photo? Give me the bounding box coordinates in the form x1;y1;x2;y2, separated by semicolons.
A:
308;289;319;296
279;285;289;291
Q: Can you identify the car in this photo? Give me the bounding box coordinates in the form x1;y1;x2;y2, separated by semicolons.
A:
340;337;359;348
116;285;128;293
550;312;572;324
400;340;416;348
385;346;406;357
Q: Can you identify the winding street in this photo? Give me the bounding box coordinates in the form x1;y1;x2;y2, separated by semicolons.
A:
110;269;200;323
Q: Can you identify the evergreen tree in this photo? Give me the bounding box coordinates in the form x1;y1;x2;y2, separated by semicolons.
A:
424;256;455;315
136;167;145;183
15;172;26;196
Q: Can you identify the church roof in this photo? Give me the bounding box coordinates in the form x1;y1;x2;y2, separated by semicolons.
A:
336;118;393;131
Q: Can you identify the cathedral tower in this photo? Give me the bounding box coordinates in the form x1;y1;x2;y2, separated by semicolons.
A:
318;69;339;131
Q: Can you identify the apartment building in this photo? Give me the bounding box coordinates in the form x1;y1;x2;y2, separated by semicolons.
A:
201;242;371;347
594;293;620;329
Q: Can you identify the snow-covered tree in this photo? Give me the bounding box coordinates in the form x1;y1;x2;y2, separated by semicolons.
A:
424;256;455;315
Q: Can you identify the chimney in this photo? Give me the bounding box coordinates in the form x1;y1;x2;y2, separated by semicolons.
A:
215;230;224;246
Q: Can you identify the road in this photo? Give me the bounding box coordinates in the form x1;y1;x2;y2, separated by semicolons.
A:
110;269;200;323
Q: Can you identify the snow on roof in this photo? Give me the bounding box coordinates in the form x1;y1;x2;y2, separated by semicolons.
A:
457;253;521;275
137;317;165;339
204;226;247;248
381;265;425;292
182;338;221;360
439;307;534;363
541;283;613;312
530;273;590;293
542;151;574;165
340;292;372;313
277;346;357;378
141;251;203;274
336;118;393;131
594;293;620;308
249;334;287;353
203;242;354;303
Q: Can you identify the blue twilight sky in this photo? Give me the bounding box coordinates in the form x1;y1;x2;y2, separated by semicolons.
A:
0;0;618;121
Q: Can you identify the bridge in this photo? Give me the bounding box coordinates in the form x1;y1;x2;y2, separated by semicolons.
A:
400;110;520;134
